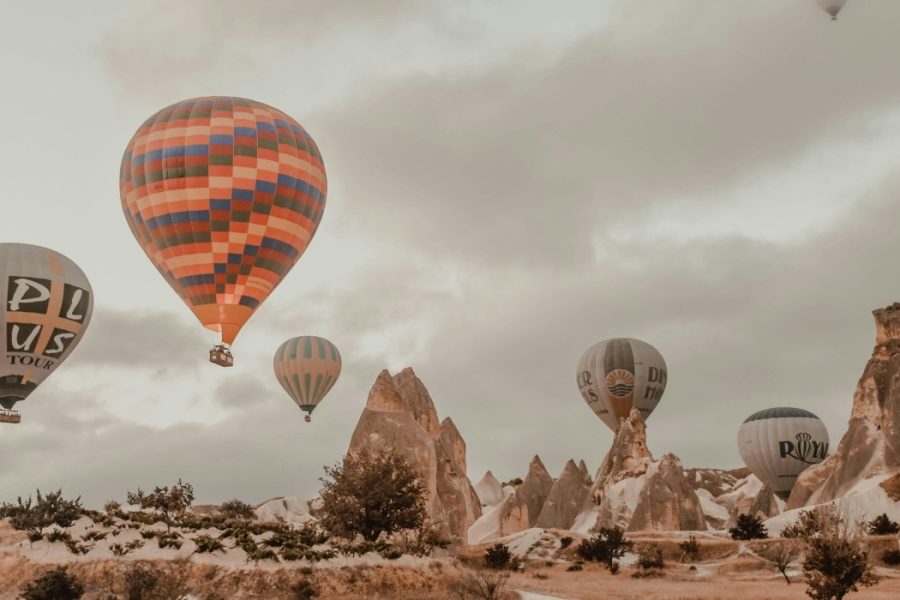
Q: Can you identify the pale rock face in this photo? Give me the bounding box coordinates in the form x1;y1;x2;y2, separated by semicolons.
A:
713;474;780;525
348;368;482;542
535;459;591;530
514;455;554;528
474;471;504;507
789;304;900;509
578;460;591;483
628;453;706;531
254;496;318;525
575;408;706;532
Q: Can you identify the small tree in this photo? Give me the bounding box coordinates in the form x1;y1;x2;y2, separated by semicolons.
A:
126;479;194;532
0;489;83;539
802;513;878;600
317;451;427;542
729;513;768;540
576;527;633;573
220;499;255;520
679;535;701;562
758;541;801;584
484;543;512;570
20;567;84;600
636;544;665;570
450;570;509;600
866;513;900;536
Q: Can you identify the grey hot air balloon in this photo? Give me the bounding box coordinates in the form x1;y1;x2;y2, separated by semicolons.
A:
273;336;341;422
817;0;847;20
576;338;668;432
1;243;93;424
737;407;829;499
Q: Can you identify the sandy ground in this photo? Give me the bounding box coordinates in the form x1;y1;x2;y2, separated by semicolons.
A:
507;562;900;600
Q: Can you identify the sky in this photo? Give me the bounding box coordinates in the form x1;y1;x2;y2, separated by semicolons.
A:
2;0;900;507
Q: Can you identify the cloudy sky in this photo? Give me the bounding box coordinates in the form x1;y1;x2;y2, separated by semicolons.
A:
2;0;899;507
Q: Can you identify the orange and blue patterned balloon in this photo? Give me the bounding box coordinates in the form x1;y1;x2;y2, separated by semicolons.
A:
119;97;326;350
274;336;341;422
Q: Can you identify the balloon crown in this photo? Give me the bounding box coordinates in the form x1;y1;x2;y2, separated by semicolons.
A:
796;432;812;441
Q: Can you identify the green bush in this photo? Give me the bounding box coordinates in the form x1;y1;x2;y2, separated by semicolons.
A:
729;513;768;540
19;567;84;600
679;535;701;561
867;513;900;536
559;536;573;549
576;527;633;573
882;549;900;566
1;490;83;538
220;499;255;520
193;534;224;553
636;544;664;570
484;543;512;570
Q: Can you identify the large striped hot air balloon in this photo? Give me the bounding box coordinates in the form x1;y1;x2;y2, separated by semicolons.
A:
738;407;829;499
119;97;327;366
576;338;668;432
1;243;93;424
273;336;341;422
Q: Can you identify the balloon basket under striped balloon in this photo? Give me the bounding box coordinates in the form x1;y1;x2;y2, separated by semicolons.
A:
209;345;234;367
0;409;21;424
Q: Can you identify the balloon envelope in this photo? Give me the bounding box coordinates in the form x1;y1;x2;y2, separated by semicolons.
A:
119;97;327;349
817;0;847;19
274;336;341;419
0;243;93;412
577;338;668;431
737;407;829;498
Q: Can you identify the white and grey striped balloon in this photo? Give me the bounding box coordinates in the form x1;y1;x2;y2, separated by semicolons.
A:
737;407;829;498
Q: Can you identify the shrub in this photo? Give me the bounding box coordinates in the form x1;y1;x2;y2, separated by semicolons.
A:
19;567;84;600
783;505;839;540
317;450;426;542
576;527;633;573
729;513;768;540
220;499;255;521
193;534;224;553
636;544;665;570
881;549;900;566
484;543;512;570
379;544;403;560
1;489;83;538
802;518;878;600
46;529;73;543
126;479;195;532
559;536;573;549
566;561;583;572
157;532;184;550
450;570;509;600
867;513;900;536
679;535;700;562
82;530;108;542
758;541;801;585
291;578;319;600
122;563;188;600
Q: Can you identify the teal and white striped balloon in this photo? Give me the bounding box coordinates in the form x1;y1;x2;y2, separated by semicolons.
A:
273;336;341;422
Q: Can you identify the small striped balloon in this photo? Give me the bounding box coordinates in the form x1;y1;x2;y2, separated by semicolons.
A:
273;336;341;422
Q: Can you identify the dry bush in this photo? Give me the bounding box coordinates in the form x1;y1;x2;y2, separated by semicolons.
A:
449;569;515;600
757;540;801;584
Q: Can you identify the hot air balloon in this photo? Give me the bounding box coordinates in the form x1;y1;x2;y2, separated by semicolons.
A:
737;407;829;499
576;338;668;432
273;336;341;422
1;243;93;424
817;0;847;20
119;97;327;367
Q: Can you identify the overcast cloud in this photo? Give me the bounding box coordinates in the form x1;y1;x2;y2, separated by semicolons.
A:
2;0;900;507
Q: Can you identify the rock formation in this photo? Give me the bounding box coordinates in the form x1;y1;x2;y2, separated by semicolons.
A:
513;456;554;528
789;304;900;509
535;459;592;529
348;368;482;542
575;408;705;532
474;471;504;507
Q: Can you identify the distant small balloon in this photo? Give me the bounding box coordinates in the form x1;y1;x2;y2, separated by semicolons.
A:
273;336;341;422
576;338;668;432
0;243;93;423
817;0;847;20
737;407;829;499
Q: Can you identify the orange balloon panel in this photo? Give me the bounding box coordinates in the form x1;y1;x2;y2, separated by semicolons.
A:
119;97;327;344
